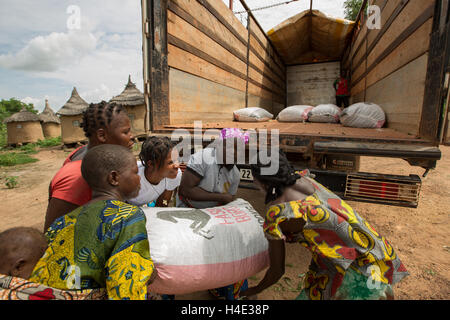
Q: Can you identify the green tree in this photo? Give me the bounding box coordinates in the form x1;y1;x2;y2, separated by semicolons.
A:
343;0;364;21
0;98;37;123
0;98;38;147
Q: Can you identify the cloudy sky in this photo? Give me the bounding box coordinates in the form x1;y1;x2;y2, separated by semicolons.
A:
0;0;346;113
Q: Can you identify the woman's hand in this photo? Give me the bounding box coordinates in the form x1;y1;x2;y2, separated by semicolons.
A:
239;240;286;298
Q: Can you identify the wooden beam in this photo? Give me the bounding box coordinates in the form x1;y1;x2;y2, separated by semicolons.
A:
420;0;449;143
352;4;434;87
168;1;285;90
238;0;286;66
146;0;170;130
168;34;284;99
351;0;410;77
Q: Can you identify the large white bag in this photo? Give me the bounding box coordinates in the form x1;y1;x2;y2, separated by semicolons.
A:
277;105;314;122
308;104;341;123
340;102;386;128
233;107;273;122
144;199;269;295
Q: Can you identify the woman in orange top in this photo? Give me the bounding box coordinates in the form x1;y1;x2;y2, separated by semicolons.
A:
44;101;135;231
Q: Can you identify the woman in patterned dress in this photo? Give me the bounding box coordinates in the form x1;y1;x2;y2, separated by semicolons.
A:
240;150;409;300
29;144;155;300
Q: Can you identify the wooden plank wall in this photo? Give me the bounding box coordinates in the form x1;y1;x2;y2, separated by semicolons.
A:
342;0;436;137
167;0;286;124
287;62;341;107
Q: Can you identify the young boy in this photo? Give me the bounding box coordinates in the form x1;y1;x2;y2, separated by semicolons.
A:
0;227;107;300
0;227;47;279
29;144;155;300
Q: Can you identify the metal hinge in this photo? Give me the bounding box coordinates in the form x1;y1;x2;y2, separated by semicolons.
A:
144;20;150;38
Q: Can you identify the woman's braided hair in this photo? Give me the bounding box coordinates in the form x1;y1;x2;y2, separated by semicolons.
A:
80;101;126;138
251;150;301;204
139;136;175;170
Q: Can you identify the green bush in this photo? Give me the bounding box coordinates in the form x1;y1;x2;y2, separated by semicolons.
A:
0;152;39;166
18;143;38;154
5;176;18;189
36;136;62;147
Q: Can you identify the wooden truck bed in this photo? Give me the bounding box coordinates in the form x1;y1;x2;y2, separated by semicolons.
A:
162;120;417;141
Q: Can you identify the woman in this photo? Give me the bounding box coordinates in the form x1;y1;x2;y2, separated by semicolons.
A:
176;128;249;300
241;150;409;300
127;136;182;207
30;145;155;300
44;101;135;231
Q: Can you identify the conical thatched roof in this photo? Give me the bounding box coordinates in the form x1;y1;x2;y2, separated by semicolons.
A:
39;99;61;124
57;87;89;116
110;75;144;106
4;107;40;123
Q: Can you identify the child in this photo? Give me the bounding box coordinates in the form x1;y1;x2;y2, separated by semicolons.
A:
0;227;107;300
241;150;409;300
128;136;182;207
29;144;155;300
0;227;47;279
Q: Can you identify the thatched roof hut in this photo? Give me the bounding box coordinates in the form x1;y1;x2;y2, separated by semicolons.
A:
57;87;89;144
110;75;145;106
57;87;89;116
39;100;61;139
4;107;40;124
110;76;146;137
4;107;44;145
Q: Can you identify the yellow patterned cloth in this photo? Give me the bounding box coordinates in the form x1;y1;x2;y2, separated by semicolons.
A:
263;173;408;300
29;200;154;300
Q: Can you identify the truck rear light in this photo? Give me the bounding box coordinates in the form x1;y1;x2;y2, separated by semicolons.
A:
344;173;421;208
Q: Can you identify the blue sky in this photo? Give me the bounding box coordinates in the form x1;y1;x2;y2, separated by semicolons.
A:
0;0;345;113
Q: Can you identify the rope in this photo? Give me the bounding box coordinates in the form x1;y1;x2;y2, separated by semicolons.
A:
233;0;300;14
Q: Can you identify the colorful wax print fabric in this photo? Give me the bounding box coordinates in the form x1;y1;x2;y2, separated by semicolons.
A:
0;274;106;300
29;200;154;300
263;173;409;300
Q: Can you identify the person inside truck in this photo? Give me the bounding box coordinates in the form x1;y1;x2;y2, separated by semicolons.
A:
43;101;135;232
29;144;156;300
176;128;249;300
334;70;350;109
240;150;409;300
127;136;183;208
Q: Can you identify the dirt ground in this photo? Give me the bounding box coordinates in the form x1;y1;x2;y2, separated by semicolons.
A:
0;145;449;300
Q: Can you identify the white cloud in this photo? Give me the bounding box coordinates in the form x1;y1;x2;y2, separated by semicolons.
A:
20;96;41;106
0;30;97;72
80;84;112;104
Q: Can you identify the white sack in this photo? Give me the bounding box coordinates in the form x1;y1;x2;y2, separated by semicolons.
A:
340;102;386;128
143;199;269;295
308;104;341;123
233;107;273;122
277;105;314;122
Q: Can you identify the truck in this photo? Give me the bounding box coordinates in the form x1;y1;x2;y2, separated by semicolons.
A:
140;0;449;208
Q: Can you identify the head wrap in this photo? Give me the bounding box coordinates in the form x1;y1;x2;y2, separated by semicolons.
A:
220;128;249;144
